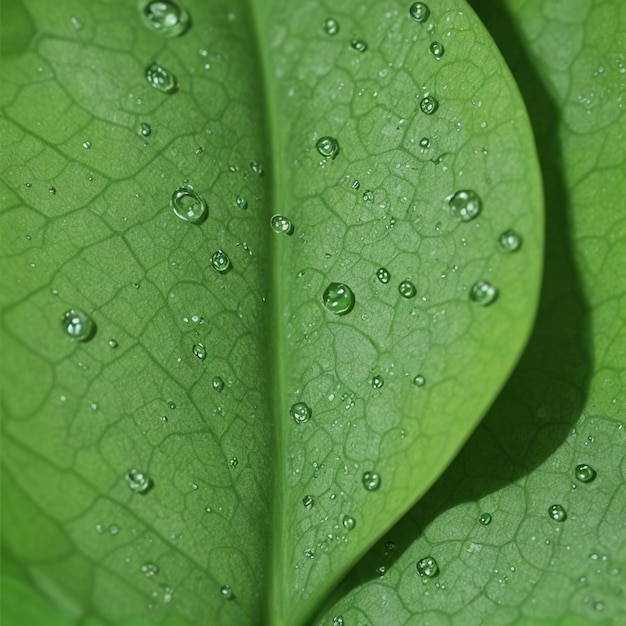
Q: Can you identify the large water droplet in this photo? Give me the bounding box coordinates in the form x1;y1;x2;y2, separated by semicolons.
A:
575;464;597;483
211;249;231;273
323;18;339;35
171;186;208;223
409;2;430;22
142;1;190;37
420;95;439;115
416;556;439;577
350;39;368;52
145;62;177;93
290;401;312;424
316;136;339;159
469;280;498;306
362;471;381;491
371;375;384;389
322;283;355;315
271;214;294;235
61;309;95;341
429;41;445;59
398;279;416;299
342;515;356;530
141;562;159;577
548;504;567;522
192;343;207;360
376;267;390;284
448;189;482;221
479;512;492;526
220;584;234;599
498;228;522;251
126;469;152;493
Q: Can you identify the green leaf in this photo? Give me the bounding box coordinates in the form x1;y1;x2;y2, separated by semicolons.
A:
317;0;626;623
0;0;542;624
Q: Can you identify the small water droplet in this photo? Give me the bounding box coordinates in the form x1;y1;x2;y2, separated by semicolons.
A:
362;471;381;491
211;249;231;273
108;338;118;348
171;186;208;223
429;41;445;59
61;309;95;341
139;122;152;137
498;228;522;251
168;401;176;409
385;541;396;553
575;464;597;483
342;515;356;530
126;469;152;494
145;62;177;93
192;343;207;360
271;214;294;235
548;504;567;522
323;17;339;35
141;562;159;577
220;584;234;599
229;457;238;467
362;190;374;202
236;195;248;209
302;495;314;509
249;160;264;176
322;283;355;315
419;137;430;148
49;187;57;194
398;279;416;298
469;280;498;306
420;95;439;115
82;141;91;149
316;136;339;159
351;39;368;52
142;1;189;37
479;512;492;526
109;525;120;535
416;556;439;577
413;374;426;387
448;189;482;221
409;2;430;23
376;267;390;284
212;376;225;392
371;375;384;389
290;401;312;424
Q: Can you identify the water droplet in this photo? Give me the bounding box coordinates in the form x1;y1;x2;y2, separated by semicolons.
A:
192;343;207;360
419;137;430;148
448;189;482;221
362;471;381;491
61;309;95;341
323;17;339;35
322;282;355;315
145;62;177;93
498;228;522;251
49;187;57;194
249;160;264;176
385;541;396;553
290;401;312;424
142;1;189;37
469;280;498;306
236;195;248;209
211;249;231;273
108;338;118;348
270;214;294;235
575;464;597;483
413;374;426;386
82;141;91;149
171;186;208;224
479;512;492;526
416;556;439;578
141;562;159;577
229;457;238;467
212;376;225;392
371;375;384;389
126;469;152;494
398;279;416;298
548;504;567;522
429;41;445;59
351;39;368;52
139;122;152;137
409;2;430;22
376;267;390;284
302;495;314;509
168;401;176;409
363;190;374;202
316;136;339;159
420;95;439;115
342;515;356;530
109;525;119;535
220;584;234;599
333;617;344;626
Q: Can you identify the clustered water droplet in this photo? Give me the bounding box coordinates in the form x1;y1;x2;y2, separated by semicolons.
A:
333;617;344;626
323;17;339;35
290;401;312;424
362;471;381;491
126;468;152;494
429;41;445;59
575;463;597;483
416;556;439;578
376;267;390;284
342;515;356;530
469;280;498;306
316;136;340;159
141;562;159;577
171;185;208;223
409;2;430;23
145;62;178;93
448;189;482;221
420;95;439;115
211;249;231;273
398;279;416;299
271;214;294;235
322;283;355;315
61;309;96;341
548;504;567;522
142;1;190;37
498;228;522;251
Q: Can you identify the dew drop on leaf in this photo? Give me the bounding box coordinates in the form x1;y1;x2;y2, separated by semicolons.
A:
409;2;430;23
371;375;384;389
419;95;439;115
249;160;264;176
212;376;225;392
350;39;368;53
398;279;417;298
469;280;498;306
138;122;152;137
498;228;523;251
229;457;238;467
145;62;177;93
413;374;426;386
192;343;207;360
448;189;482;221
141;562;159;577
323;17;339;35
108;338;118;348
235;195;248;209
333;617;344;626
362;471;381;491
342;515;356;530
270;214;294;235
575;464;597;483
548;504;567;522
290;401;312;424
220;584;234;599
479;512;492;525
302;495;314;509
61;309;95;341
416;556;439;577
315;136;339;159
171;186;208;224
419;137;430;148
125;469;152;494
376;267;390;284
429;41;445;59
142;1;189;36
322;282;355;315
210;249;231;273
